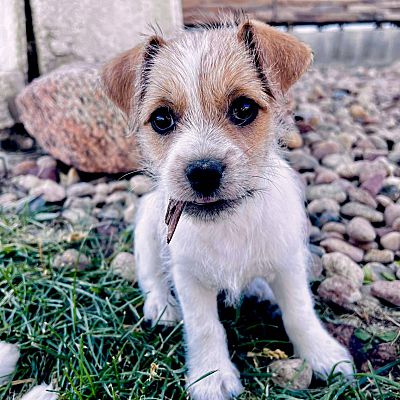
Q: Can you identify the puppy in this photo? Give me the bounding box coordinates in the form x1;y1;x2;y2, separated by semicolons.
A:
101;17;353;400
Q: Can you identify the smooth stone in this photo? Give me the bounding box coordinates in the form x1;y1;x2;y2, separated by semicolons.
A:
315;169;339;184
66;182;96;197
376;195;392;208
64;196;92;210
129;175;154;196
12;159;37;176
53;249;90;270
309;253;323;280
320;238;364;262
380;232;400;251
393;217;400;231
361;172;385;196
123;203;137;224
106;191;128;204
65;167;80;185
312;140;341;160
307;198;340;214
384;204;400;226
110;252;136;282
318;275;362;306
269;359;312;390
336;162;361;179
287;150;318;172
322;222;346;234
286;130;303;149
341;202;383;223
359;161;388;183
62;208;98;226
309;244;325;257
0;193;18;207
36;155;57;170
306;184;346;203
321;154;352;169
30;180;66;202
364;249;395;264
108;180;129;193
13;174;42;191
347;187;377;208
99;207;121;220
95;183;109;195
322;252;364;287
370;281;400;306
346;217;376;242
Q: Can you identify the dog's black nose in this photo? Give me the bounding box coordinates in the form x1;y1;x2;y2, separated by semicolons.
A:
185;159;225;196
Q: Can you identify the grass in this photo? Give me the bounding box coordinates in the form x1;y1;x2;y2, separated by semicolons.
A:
0;207;399;399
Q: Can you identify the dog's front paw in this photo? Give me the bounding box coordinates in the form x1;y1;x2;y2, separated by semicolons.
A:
143;292;181;326
303;336;353;378
188;364;243;400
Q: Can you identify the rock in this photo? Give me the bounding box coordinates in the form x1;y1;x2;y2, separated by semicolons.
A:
318;275;362;306
393;217;400;231
110;252;136;282
13;159;37;176
370;281;400;306
106;191;128;204
314;169;339;184
376;195;392;208
65;167;80;185
347;187;377;208
0;341;20;385
13;174;42;191
95;183;109;195
346;217;376;243
16;65;140;173
53;249;90;270
269;359;312;390
322;222;346;234
123;203;137;224
320;238;364;262
309;244;325;257
62;208;98;226
129;175;153;196
286;131;303;149
322;154;352;169
287;150;318;172
30;180;66;202
350;104;369;122
384;204;400;226
0;193;18;208
322;252;364;287
99;207;121;220
380;232;400;251
341;202;383;223
363;262;396;282
108;180;129;193
306;184;346;203
307;198;340;214
361;172;385;196
67;182;96;197
36;155;57;170
312;140;341;159
336;162;360;179
364;249;395;264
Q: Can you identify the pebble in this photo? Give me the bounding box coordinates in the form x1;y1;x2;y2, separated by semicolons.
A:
347;187;377;208
364;249;395;264
322;222;346;234
287;150;319;172
129;175;153;196
380;232;400;251
322;154;352;169
110;252;136;282
361;172;385;196
384;204;400;226
306;184;346;203
363;262;396;282
317;275;362;306
36;155;57;170
65;167;80;185
0;193;18;208
370;281;400;306
320;238;364;262
53;249;90;270
95;183;110;195
341;202;383;223
12;159;37;176
286;131;303;149
307;198;340;214
62;208;98;226
269;359;312;390
322;252;364;287
108;180;129;193
346;217;376;242
312;140;341;159
30;180;66;202
13;174;42;191
67;182;96;197
123;203;137;224
336;162;361;179
314;169;339;184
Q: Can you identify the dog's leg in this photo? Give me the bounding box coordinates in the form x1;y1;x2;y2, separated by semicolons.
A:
173;268;243;400
268;250;353;377
135;196;180;326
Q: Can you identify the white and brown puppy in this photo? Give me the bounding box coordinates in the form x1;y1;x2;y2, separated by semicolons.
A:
101;18;353;400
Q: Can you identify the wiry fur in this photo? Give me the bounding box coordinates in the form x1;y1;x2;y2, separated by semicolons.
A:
102;17;353;400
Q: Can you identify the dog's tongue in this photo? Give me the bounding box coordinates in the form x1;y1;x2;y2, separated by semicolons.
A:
165;199;186;244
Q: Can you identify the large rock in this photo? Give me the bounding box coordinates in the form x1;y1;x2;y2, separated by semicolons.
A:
29;0;182;74
0;0;27;128
17;65;140;173
370;281;400;306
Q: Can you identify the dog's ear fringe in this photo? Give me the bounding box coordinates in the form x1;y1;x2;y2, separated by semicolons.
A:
237;19;313;93
100;36;165;115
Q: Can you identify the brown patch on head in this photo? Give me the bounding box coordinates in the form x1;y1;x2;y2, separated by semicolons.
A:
100;36;165;115
237;20;313;93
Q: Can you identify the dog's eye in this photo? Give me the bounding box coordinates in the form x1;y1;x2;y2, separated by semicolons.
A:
150;107;175;134
229;97;259;127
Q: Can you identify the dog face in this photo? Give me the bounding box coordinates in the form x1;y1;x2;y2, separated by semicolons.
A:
102;19;312;221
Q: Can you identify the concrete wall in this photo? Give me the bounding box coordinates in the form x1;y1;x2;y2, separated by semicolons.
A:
0;0;27;129
30;0;183;74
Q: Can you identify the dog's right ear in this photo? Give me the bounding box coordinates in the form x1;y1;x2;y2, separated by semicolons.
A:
101;37;165;115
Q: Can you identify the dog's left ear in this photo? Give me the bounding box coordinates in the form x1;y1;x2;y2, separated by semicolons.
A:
238;20;313;93
101;36;165;115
